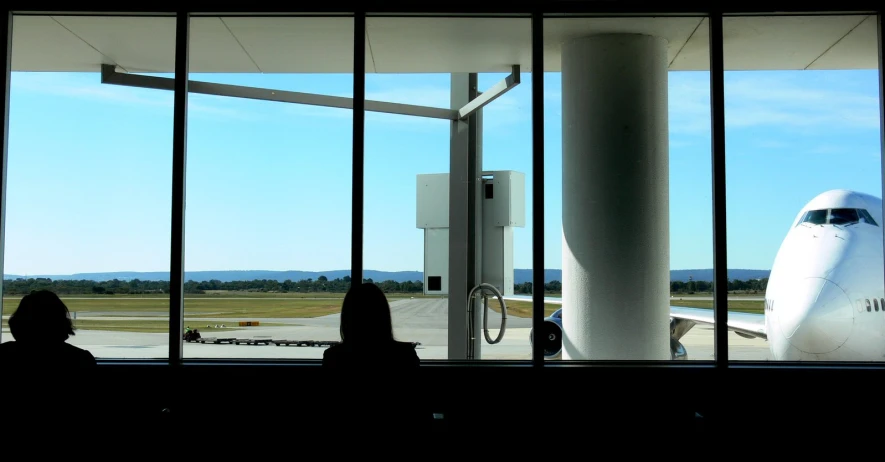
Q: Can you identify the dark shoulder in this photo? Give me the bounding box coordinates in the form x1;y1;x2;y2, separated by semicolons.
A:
0;341;17;354
393;341;420;364
393;341;418;352
324;343;344;356
66;343;97;365
322;343;344;365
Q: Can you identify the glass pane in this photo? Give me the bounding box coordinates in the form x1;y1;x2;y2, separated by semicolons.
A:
543;15;715;361
725;14;882;362
2;14;176;359
181;15;353;360
364;15;533;360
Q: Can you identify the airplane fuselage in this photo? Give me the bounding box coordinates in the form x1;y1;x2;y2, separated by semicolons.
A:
765;190;885;361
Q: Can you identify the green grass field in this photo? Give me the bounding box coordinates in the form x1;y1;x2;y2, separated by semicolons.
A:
0;318;287;333
1;292;396;319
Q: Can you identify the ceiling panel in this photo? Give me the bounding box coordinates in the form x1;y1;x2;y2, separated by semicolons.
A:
8;14;880;73
53;15;177;73
189;17;260;73
367;17;531;73
669;17;710;70
544;17;706;71
719;15;868;70
11;15;107;72
223;16;361;73
807;15;878;69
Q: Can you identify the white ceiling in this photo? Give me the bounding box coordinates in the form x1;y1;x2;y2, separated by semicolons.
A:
8;14;880;73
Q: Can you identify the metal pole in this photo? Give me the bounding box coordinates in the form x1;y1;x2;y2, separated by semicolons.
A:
352;11;365;287
877;14;885;316
709;10;729;367
168;11;189;366
531;11;545;366
0;12;11;344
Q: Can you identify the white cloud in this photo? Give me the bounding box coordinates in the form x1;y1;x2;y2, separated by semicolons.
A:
664;72;881;137
724;75;880;130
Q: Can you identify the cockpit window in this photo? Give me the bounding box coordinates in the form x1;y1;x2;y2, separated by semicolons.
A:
798;208;878;227
801;209;828;225
829;208;859;225
858;209;879;226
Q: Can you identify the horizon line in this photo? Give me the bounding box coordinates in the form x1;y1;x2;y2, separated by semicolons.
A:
3;267;773;276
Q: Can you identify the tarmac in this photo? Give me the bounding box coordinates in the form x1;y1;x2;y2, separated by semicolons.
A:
0;297;770;361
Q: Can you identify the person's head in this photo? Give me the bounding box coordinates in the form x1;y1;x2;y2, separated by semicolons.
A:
339;283;395;343
8;290;75;343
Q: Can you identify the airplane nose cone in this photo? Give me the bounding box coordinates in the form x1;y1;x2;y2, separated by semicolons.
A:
777;277;853;355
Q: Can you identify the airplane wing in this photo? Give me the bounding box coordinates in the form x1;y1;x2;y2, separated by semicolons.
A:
669;306;767;340
503;294;562;305
503;295;766;340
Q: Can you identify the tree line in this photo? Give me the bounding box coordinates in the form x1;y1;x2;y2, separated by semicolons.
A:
1;276;423;295
514;277;769;295
2;276;768;296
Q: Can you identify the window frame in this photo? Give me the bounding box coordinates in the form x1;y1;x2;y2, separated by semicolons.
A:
0;4;883;373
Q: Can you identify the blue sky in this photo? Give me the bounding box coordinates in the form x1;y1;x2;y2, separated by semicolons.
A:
2;68;882;276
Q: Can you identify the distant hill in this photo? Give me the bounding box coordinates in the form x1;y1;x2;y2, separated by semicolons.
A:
668;269;770;282
4;268;769;283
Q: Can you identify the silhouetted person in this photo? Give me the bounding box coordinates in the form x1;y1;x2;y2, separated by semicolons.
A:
0;289;96;368
0;290;97;431
323;282;420;368
320;283;429;435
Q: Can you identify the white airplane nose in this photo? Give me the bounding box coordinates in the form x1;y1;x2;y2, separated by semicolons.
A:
777;277;853;355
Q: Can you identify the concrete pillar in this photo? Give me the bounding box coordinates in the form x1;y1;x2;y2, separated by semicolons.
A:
561;34;670;361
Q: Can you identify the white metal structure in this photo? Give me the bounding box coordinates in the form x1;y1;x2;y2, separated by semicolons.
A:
417;170;526;297
515;190;885;361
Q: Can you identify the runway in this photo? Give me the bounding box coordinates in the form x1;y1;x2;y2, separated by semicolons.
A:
0;297;769;361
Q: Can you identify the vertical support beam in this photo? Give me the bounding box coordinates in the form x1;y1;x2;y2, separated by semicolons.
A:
561;34;670;360
878;13;885;306
531;12;545;366
169;11;189;365
0;12;11;343
708;11;728;367
449;73;482;360
352;11;365;287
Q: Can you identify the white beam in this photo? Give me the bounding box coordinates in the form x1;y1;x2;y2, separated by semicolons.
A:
457;65;520;119
100;64;458;120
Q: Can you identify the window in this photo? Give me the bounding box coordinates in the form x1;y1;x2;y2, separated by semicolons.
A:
859;209;878;226
828;208;859;225
725;13;881;363
1;7;884;372
545;14;714;362
364;15;533;361
182;15;354;360
2;14;176;360
801;210;828;225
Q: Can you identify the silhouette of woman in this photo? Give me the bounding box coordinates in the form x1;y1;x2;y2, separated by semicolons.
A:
0;289;96;368
322;282;419;368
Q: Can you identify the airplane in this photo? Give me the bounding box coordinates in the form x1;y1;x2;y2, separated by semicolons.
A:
508;189;885;361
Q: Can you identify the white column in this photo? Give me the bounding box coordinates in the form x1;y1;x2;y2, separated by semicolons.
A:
561;34;671;360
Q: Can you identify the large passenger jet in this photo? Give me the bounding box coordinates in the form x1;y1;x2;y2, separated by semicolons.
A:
512;189;885;361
